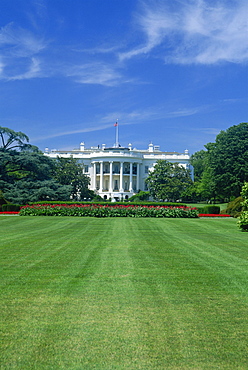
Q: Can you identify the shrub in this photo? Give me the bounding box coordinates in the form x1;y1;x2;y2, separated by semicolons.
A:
20;204;199;218
222;196;244;218
241;183;248;211
237;183;248;232
237;211;248;232
128;191;150;202
28;200;188;207
91;195;105;202
2;204;21;212
201;205;220;214
0;190;8;211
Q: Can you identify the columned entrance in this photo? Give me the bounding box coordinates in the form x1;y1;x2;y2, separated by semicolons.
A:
91;160;140;198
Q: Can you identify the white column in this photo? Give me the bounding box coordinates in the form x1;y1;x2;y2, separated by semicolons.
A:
136;163;140;191
92;162;96;190
129;162;133;192
109;161;113;192
120;162;124;192
99;161;103;192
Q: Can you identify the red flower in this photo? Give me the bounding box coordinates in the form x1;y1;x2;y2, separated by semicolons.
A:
198;214;231;217
0;212;19;214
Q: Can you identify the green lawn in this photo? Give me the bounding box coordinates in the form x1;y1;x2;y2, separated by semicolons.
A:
0;217;247;369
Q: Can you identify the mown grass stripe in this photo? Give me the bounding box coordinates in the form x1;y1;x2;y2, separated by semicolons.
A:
0;217;247;369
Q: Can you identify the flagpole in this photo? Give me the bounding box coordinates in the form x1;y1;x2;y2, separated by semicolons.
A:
115;119;119;147
116;119;119;147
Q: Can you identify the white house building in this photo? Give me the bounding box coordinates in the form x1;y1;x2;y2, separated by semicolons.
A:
45;141;193;201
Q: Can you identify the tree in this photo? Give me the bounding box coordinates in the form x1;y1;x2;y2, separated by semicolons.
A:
0;151;54;182
196;166;216;201
3;180;72;205
0;151;73;204
188;148;220;201
0;127;47;186
0;126;34;151
190;149;208;182
128;191;150;202
0;189;7;210
188;123;248;202
53;157;91;200
0;127;72;204
204;123;248;201
145;160;193;201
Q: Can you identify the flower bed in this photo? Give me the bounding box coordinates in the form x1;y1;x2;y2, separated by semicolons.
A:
20;204;199;218
198;214;231;217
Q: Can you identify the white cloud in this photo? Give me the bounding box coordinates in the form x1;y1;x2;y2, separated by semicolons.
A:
101;111;153;124
32;123;115;142
0;22;126;85
66;63;124;86
72;45;119;55
1;0;246;85
0;58;5;76
33;113;145;142
192;127;222;136
119;0;248;64
167;108;200;117
101;105;201;126
0;23;47;57
33;111;158;142
31;103;211;144
0;22;48;80
8;57;41;80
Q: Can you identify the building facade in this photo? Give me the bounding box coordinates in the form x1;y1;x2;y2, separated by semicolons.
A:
45;142;193;201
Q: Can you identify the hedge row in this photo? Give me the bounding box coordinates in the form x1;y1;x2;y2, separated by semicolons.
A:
1;204;21;212
196;205;220;214
29;201;187;207
20;204;199;218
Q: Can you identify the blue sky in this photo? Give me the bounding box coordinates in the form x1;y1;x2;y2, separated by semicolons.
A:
0;0;247;154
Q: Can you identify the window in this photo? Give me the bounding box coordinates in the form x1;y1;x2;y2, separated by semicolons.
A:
84;165;89;173
114;180;119;190
104;164;109;173
124;163;130;174
113;164;119;173
132;164;137;175
145;166;149;174
104;180;109;191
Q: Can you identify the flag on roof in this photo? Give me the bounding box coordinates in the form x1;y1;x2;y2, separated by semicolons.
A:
114;122;118;127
